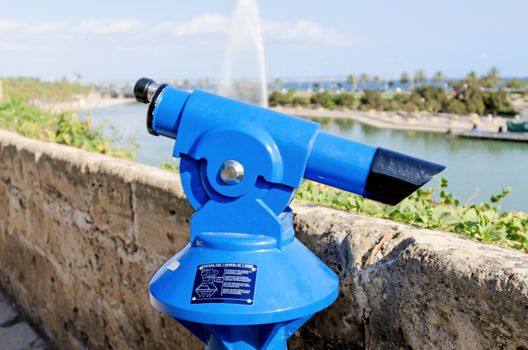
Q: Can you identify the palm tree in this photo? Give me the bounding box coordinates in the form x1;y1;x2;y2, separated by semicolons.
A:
481;66;501;89
358;73;369;85
400;73;410;84
488;66;500;80
465;71;479;87
274;78;283;90
433;71;445;84
346;74;356;90
414;70;427;85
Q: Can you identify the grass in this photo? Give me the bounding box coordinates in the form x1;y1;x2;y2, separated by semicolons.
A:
1;77;91;102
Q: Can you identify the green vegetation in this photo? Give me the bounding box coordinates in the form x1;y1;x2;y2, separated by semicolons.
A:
432;71;445;84
271;68;524;116
414;69;427;85
269;90;357;109
504;78;527;91
0;99;135;158
346;74;355;88
400;73;410;84
269;85;518;117
297;179;528;253
358;73;369;85
160;162;179;172
1;77;91;102
269;87;517;116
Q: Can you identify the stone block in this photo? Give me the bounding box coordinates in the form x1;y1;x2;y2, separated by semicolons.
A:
36;154;92;212
88;168;134;244
133;180;192;259
0;181;8;223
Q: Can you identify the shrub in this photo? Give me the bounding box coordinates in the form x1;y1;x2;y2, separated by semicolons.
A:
444;98;467;115
334;92;356;108
292;95;310;107
0;99;136;158
483;90;517;116
415;86;447;112
359;90;384;110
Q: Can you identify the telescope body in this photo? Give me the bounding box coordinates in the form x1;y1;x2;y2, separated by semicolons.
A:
135;78;444;350
147;84;443;207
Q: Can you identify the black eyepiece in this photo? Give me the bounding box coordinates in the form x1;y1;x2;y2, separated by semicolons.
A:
364;148;445;205
134;77;157;104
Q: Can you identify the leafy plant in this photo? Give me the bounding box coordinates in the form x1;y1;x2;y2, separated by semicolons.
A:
296;178;528;253
0;98;136;158
160;162;179;172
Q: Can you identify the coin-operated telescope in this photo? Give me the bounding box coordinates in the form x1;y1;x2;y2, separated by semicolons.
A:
135;78;444;350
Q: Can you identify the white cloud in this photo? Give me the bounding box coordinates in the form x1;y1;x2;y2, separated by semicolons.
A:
263;19;354;47
0;20;20;32
0;15;351;46
75;19;144;35
0;15;354;80
155;14;229;37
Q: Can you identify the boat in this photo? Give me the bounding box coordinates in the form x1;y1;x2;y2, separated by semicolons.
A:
507;120;528;133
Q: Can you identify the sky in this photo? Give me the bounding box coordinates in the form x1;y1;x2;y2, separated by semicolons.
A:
0;0;526;82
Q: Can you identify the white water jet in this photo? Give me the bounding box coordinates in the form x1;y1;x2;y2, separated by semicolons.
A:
220;0;268;107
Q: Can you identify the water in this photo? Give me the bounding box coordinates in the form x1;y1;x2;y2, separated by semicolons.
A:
219;0;268;106
85;104;528;213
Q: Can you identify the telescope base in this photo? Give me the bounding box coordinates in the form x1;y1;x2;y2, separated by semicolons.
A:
178;316;310;350
149;234;338;349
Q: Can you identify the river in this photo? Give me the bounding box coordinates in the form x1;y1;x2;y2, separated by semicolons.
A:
84;103;528;213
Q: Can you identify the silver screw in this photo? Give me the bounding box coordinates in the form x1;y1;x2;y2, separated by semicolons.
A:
219;160;244;185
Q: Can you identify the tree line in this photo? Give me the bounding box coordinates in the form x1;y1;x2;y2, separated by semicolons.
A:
269;68;522;116
341;67;526;91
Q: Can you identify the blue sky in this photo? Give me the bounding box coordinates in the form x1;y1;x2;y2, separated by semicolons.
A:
0;0;526;82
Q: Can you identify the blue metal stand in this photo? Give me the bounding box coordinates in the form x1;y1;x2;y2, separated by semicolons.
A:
134;78;445;349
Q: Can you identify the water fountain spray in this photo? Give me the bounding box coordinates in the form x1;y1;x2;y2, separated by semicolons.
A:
220;0;268;107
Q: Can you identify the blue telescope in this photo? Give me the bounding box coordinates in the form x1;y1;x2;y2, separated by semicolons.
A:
135;78;444;350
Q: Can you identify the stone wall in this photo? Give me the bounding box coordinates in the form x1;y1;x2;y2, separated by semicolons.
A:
0;129;527;350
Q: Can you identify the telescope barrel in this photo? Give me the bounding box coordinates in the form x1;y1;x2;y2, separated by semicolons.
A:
304;131;376;195
305;131;445;205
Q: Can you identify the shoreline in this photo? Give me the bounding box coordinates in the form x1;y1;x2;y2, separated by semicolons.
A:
272;106;511;134
32;94;517;135
32;94;135;112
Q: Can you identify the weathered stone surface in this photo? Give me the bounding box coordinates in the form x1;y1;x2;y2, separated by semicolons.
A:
0;129;527;350
133;179;193;259
289;203;528;349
